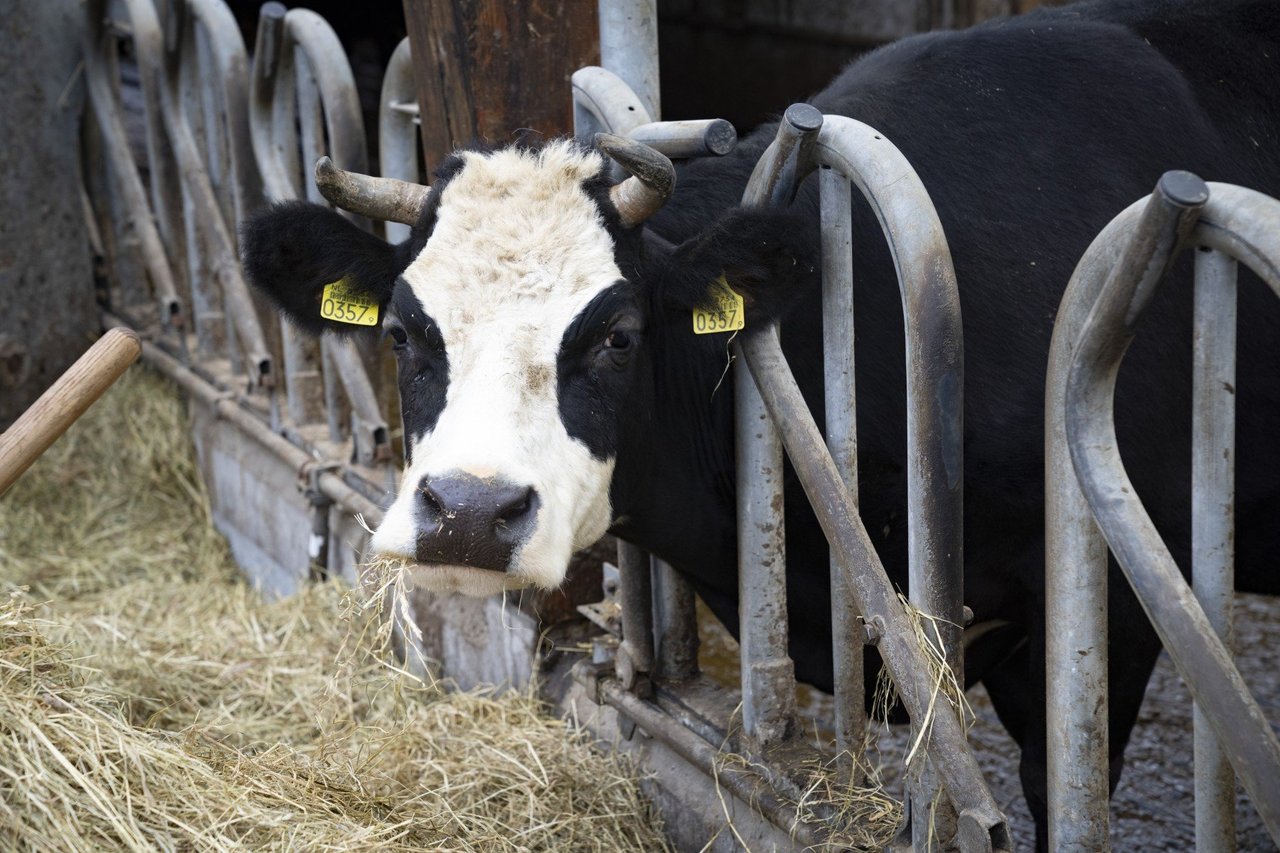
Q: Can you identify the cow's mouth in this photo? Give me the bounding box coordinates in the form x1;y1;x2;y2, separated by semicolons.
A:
368;554;535;598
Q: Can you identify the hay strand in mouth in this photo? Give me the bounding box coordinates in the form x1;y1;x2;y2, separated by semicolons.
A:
0;367;668;852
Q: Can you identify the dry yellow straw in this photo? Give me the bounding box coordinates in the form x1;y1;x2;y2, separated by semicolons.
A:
0;368;668;853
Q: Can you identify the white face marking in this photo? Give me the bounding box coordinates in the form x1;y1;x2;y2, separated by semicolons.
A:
370;142;622;595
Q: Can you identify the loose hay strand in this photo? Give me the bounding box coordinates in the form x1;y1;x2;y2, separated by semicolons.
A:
0;367;668;852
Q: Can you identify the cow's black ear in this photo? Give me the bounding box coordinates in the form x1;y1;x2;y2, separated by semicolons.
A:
240;200;408;336
654;206;818;326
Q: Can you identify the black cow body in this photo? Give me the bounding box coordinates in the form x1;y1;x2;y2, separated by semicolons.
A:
611;0;1280;844
243;0;1279;847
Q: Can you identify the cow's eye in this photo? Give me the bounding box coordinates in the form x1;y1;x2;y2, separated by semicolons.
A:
386;324;408;349
605;330;632;351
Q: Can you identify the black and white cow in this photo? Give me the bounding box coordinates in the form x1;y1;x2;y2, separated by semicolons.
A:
243;0;1280;846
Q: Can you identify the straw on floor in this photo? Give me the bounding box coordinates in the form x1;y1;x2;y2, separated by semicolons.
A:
0;367;667;853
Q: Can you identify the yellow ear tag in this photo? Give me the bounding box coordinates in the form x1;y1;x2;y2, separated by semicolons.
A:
320;278;379;326
692;275;746;335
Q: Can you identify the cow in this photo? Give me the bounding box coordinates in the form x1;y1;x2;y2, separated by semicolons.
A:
241;0;1280;847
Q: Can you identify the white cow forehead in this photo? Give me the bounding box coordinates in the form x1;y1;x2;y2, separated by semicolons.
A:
401;141;622;341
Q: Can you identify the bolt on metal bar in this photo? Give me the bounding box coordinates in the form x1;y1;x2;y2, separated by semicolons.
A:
1060;175;1280;846
1192;246;1240;851
1192;246;1238;852
819;164;865;777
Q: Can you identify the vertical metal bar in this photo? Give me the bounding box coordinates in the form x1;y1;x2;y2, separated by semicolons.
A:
1045;203;1139;853
819;166;864;775
1192;247;1238;852
379;37;419;245
597;0;660;121
734;347;796;745
616;540;655;694
652;557;699;681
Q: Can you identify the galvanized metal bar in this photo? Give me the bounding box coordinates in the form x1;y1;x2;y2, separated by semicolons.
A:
616;540;655;694
102;313;384;524
731;105;828;749
82;26;184;329
626;119;736;158
1063;175;1280;844
651;557;699;681
819;165;864;776
105;0;272;386
1192;246;1238;852
740;327;1009;851
808;114;965;847
1048;181;1280;851
118;0;188;313
251;3;324;424
181;0;262;229
248;4;387;455
1046;216;1116;852
571;66;652;138
574;665;823;849
379;37;420;245
597;0;660;122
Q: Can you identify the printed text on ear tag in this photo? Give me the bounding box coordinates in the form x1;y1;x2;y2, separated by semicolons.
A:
320;278;379;326
692;275;745;335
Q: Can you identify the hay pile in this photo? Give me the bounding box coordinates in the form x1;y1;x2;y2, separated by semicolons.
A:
0;368;667;852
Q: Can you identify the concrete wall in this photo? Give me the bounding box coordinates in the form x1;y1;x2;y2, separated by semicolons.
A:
0;0;97;426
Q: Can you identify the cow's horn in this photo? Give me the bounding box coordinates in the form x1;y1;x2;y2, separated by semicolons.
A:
314;156;431;226
595;133;675;228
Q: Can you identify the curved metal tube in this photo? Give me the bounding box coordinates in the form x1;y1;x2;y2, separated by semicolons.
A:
1060;179;1280;844
378;37;421;244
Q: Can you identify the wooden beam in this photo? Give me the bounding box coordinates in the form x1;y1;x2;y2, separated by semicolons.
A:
401;0;600;173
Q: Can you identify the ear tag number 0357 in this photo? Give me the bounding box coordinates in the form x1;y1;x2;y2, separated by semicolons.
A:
692;275;745;335
320;278;379;326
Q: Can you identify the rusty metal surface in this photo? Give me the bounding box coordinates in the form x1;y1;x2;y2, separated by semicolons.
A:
1050;176;1280;848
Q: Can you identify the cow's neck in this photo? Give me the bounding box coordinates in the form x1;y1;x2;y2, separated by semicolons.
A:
607;311;740;594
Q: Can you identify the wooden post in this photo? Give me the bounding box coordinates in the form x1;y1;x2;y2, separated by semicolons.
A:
400;0;600;172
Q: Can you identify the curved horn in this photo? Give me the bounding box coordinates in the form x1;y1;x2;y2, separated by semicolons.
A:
314;157;431;226
595;133;675;228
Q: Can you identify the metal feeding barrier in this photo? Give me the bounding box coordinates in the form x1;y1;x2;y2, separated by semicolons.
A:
83;0;394;594
572;47;1010;846
1046;172;1280;851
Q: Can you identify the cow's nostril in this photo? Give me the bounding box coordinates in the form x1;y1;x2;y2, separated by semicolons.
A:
496;486;536;525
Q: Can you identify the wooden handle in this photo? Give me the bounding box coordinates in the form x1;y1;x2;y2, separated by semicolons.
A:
0;327;142;496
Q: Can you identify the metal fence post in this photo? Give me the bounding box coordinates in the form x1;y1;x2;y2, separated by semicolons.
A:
1191;246;1238;852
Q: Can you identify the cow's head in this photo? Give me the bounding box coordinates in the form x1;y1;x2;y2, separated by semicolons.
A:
242;137;809;596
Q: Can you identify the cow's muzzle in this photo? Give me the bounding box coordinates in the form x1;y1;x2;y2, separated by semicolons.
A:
413;472;539;572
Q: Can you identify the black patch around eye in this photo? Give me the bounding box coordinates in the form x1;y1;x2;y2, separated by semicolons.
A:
388;282;450;458
556;281;646;461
